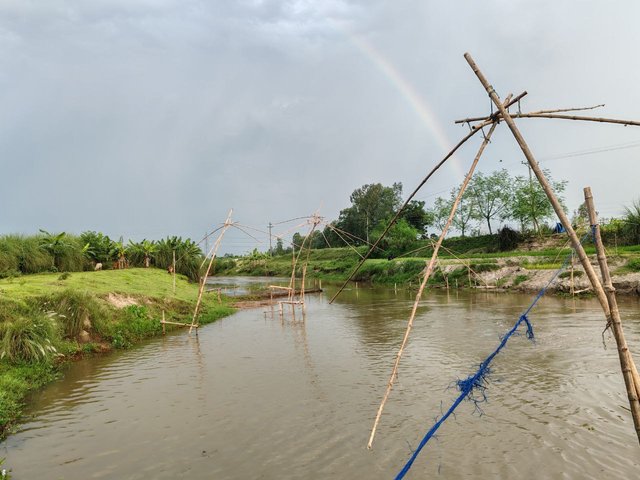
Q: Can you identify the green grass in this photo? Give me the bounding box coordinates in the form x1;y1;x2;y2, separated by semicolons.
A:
0;267;235;438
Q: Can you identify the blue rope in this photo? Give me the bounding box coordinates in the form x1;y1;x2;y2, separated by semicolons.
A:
394;232;590;479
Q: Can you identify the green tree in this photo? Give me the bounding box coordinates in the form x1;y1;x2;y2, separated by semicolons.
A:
430;188;476;237
467;169;513;234
274;238;285;255
80;231;114;264
372;218;419;257
510;168;567;234
400;200;434;238
336;182;403;244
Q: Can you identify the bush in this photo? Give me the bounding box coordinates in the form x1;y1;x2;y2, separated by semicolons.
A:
0;314;59;363
497;227;521;252
627;257;640;272
37;290;107;339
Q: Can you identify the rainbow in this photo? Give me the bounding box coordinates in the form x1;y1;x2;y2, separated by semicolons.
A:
339;28;468;180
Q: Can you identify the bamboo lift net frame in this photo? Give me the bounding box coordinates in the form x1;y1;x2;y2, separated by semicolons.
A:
317;53;640;451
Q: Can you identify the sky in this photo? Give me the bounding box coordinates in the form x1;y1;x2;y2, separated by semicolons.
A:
1;1;639;254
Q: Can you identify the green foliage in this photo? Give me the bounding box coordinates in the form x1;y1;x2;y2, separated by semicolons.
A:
128;239;157;268
352;259;425;283
37;290;107;339
0;314;59;363
0;456;11;478
431;187;475;237
513;274;529;285
509;169;567;234
80;231;115;264
335;182;403;244
371;219;419;257
622;199;640;245
400;200;434;238
470;262;500;273
103;305;160;349
0;361;58;439
38;230;84;272
466;169;513;235
155;236;203;281
626;257;640;272
497;227;521;252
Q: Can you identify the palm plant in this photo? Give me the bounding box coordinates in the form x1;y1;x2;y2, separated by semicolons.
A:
110;237;128;269
79;231;115;264
38;230;71;271
128;239;157;268
623;199;640;245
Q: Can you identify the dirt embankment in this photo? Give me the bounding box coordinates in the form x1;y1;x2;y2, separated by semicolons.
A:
462;257;640;296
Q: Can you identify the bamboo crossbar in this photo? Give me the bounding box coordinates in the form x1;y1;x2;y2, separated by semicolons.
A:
161;320;198;328
454;102;603;124
269;285;293;290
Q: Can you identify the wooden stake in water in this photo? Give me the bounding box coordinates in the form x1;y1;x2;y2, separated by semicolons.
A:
584;187;640;443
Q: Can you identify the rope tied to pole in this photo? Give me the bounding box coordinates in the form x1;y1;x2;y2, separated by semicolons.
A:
394;233;589;480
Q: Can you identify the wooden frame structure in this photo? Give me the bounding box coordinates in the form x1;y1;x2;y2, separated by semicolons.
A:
355;53;640;448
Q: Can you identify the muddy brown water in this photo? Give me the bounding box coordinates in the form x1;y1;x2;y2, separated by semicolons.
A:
2;282;640;479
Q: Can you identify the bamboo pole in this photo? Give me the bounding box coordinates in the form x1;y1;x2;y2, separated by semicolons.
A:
162;310;166;335
585;187;640;431
454;102;604;124
508;112;640;127
463;53;611;315
329;91;527;304
367;111;503;449
189;209;233;334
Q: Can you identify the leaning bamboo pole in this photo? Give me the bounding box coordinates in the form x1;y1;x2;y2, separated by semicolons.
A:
464;52;640;441
584;187;640;441
463;52;612;315
189;209;233;334
367;108;504;449
328;92;527;305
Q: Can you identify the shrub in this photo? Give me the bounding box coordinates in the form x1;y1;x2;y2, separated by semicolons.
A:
627;257;640;272
0;314;59;363
513;274;529;286
497;227;521;252
37;290;107;339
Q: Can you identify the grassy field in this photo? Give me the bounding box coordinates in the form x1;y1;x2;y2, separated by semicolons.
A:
0;268;234;439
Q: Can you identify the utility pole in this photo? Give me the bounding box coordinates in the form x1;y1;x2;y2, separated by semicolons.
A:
268;222;273;256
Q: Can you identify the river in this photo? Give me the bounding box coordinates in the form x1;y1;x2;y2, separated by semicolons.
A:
2;281;639;479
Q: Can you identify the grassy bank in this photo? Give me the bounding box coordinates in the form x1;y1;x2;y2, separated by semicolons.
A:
215;237;640;289
0;268;234;439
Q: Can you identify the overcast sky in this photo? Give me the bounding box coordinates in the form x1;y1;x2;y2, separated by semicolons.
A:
1;1;639;253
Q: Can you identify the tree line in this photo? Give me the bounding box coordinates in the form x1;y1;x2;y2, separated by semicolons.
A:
286;168;569;255
0;231;204;281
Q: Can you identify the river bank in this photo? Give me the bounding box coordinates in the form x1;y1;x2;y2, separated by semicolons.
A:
0;268;235;439
214;246;640;297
